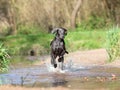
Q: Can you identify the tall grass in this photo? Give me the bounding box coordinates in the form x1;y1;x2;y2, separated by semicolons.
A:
0;43;10;72
106;27;120;62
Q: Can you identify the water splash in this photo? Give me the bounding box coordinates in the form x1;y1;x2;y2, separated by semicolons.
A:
65;59;74;70
45;63;65;73
45;59;86;73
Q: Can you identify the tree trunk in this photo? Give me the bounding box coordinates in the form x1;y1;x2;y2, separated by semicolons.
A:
7;0;17;35
104;0;116;24
71;0;82;29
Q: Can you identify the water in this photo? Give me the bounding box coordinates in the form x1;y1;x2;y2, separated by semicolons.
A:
0;59;120;89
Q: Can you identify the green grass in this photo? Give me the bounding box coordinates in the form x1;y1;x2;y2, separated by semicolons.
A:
4;32;53;55
2;29;106;56
2;26;120;64
0;43;10;72
65;30;106;52
106;27;120;62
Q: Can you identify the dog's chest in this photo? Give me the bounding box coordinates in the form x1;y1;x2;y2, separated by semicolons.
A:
54;41;63;49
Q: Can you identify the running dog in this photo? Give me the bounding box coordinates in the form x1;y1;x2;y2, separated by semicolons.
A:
50;27;68;70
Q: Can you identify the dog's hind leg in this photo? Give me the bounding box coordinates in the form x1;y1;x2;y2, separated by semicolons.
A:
51;53;54;65
61;57;64;70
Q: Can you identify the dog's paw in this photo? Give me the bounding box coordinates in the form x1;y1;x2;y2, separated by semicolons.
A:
54;64;57;68
65;51;69;54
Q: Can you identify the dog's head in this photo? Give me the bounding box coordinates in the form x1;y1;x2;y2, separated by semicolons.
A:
51;27;67;39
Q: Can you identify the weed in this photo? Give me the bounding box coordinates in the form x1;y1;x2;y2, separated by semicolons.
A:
0;43;10;72
106;26;120;62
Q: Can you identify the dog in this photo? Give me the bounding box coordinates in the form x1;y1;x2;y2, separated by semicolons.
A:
50;27;68;70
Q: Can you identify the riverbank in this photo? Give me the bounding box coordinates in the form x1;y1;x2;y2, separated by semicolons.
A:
35;48;120;67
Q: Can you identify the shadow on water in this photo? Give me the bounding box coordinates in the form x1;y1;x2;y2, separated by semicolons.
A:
0;56;120;89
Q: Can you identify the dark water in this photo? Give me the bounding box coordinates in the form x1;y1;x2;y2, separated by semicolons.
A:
0;59;120;89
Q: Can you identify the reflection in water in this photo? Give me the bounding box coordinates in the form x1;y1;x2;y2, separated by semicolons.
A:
51;74;68;87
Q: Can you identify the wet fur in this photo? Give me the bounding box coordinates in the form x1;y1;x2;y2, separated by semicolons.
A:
50;27;68;69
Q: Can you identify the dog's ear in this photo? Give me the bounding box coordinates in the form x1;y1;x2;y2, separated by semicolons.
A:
62;28;67;35
51;28;58;34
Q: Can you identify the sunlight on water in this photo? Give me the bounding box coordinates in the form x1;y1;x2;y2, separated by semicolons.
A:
45;63;65;73
45;59;86;73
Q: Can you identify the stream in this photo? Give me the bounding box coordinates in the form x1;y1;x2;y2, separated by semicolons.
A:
0;57;120;90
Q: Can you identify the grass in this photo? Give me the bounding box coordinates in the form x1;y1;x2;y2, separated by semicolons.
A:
1;26;120;65
0;43;10;72
65;30;106;52
2;29;106;56
3;32;52;55
0;27;107;65
106;27;120;62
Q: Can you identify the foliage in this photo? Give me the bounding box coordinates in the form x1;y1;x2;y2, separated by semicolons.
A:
0;43;10;72
1;0;119;32
17;25;45;35
76;15;107;30
106;26;120;62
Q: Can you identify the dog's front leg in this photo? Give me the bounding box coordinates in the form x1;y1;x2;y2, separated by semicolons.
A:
51;53;57;68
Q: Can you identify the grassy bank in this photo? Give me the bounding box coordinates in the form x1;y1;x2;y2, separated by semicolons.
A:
2;29;106;56
66;30;106;52
4;33;52;55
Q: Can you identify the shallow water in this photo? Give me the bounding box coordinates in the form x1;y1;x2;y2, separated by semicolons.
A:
0;59;120;89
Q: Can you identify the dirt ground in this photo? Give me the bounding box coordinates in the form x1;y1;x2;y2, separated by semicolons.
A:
65;48;120;67
1;48;120;90
41;48;120;67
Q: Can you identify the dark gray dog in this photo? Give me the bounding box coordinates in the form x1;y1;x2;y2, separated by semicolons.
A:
50;27;68;70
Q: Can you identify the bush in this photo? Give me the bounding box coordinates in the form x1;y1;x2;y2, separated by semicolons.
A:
17;25;45;35
0;43;10;72
76;15;107;30
106;27;120;62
